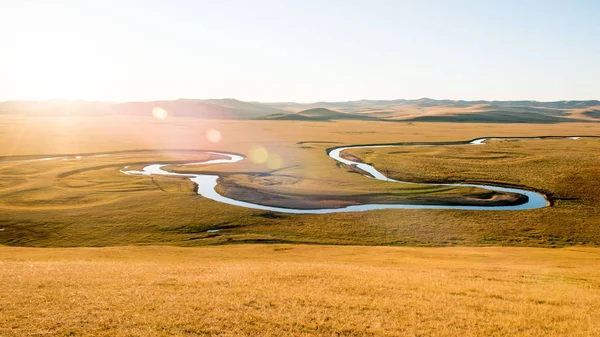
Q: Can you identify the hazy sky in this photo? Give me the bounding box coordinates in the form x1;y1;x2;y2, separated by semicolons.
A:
1;0;599;102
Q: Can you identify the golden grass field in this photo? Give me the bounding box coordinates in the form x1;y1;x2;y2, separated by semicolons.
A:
2;245;600;336
2;115;600;336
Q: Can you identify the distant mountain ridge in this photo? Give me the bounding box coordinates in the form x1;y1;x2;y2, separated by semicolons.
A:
263;98;600;110
262;108;380;121
1;98;599;123
262;98;600;123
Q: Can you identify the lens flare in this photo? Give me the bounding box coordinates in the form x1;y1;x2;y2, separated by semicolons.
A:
266;153;284;170
206;129;222;143
248;145;269;164
152;107;169;120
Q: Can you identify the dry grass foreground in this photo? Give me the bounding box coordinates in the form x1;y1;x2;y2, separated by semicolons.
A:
1;245;599;336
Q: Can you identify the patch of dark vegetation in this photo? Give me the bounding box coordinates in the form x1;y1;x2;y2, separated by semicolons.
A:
159;221;237;234
252;212;290;219
584;110;600;118
465;191;528;205
150;177;166;192
213;239;292;245
242;240;283;243
0;221;61;246
339;150;365;163
182;234;221;241
297;140;343;145
484;106;571;116
339;163;374;178
262;113;316;121
404;111;583;124
273;247;293;251
262;108;380;121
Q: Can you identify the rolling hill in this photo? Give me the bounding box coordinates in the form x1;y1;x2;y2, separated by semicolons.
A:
264;99;600;123
262;108;380;121
0;99;287;120
1;98;599;123
584;110;600;119
403;110;578;124
112;99;287;119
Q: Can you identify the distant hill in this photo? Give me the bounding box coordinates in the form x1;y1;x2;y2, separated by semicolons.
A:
0;99;286;119
1;98;599;123
404;111;577;124
262;108;380;121
113;99;286;119
584;110;600;119
202;99;286;117
264;99;600;123
264;99;600;111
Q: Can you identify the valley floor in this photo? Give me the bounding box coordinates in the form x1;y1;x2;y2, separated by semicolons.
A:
1;117;600;248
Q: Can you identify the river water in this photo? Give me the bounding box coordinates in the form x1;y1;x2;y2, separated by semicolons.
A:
120;137;567;213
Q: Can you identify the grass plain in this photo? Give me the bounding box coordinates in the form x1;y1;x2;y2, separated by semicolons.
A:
1;116;600;247
2;245;600;336
2;115;600;336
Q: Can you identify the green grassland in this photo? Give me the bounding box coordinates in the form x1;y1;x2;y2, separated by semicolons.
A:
1;116;599;247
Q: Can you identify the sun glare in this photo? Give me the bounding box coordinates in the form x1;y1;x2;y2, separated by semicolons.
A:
151;107;169;120
206;129;222;143
247;146;284;169
266;153;284;170
248;146;269;164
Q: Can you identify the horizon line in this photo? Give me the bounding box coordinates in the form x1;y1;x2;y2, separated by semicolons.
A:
1;97;599;105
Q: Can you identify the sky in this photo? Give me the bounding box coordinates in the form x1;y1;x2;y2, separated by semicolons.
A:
0;0;599;102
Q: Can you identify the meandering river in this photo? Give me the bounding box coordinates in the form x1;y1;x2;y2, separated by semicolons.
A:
119;137;581;213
